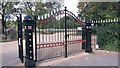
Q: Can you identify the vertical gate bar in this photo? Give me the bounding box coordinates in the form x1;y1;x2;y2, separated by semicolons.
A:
82;26;86;49
42;24;44;43
55;17;57;57
58;12;60;42
75;27;77;40
60;14;63;56
57;7;60;42
38;23;40;44
18;13;24;63
74;26;75;40
51;17;53;58
39;17;41;60
58;8;59;42
34;16;37;62
93;24;96;49
49;20;51;58
74;27;76;40
20;13;23;62
58;22;59;42
45;23;47;59
43;15;45;43
45;23;47;43
42;25;44;60
62;15;64;55
48;21;50;58
55;19;56;42
39;23;40;60
64;7;67;58
51;20;53;44
41;24;43;60
70;28;74;41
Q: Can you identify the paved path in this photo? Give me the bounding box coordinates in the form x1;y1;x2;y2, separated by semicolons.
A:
37;50;118;66
0;41;25;66
0;37;118;67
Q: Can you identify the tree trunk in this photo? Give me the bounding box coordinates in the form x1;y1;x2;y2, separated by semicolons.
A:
2;2;5;34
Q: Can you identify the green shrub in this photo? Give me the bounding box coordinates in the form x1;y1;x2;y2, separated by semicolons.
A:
8;28;17;40
96;23;120;52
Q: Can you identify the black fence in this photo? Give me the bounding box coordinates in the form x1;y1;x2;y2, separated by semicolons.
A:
91;19;119;51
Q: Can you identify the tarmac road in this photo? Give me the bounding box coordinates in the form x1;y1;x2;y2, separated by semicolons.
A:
1;32;117;67
1;41;21;66
38;50;119;66
0;41;119;66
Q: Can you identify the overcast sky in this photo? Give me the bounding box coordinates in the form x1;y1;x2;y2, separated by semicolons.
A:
64;0;120;16
64;0;79;16
44;0;79;16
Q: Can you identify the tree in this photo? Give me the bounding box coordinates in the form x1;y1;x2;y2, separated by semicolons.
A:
77;2;119;20
1;2;15;34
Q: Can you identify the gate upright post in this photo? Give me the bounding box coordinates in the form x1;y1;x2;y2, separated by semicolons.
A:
64;7;68;58
17;13;24;63
34;16;37;62
85;22;93;53
82;26;86;49
24;16;35;67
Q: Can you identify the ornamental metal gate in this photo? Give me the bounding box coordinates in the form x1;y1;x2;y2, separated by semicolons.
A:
17;7;93;67
17;7;119;67
35;7;86;61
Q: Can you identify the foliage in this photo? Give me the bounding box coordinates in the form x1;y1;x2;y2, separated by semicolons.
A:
1;2;16;34
77;2;119;20
35;2;47;15
37;16;81;29
22;2;47;16
77;2;119;51
8;28;17;40
96;24;120;51
6;21;17;28
1;2;15;14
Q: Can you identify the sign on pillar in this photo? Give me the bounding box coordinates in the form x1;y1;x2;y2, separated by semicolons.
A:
23;16;35;67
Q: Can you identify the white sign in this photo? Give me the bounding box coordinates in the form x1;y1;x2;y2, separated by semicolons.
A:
77;27;82;31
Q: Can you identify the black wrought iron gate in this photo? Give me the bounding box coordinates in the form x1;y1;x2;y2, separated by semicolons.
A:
17;7;93;67
35;7;88;62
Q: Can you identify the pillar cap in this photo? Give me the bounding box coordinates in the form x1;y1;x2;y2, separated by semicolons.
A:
24;15;33;20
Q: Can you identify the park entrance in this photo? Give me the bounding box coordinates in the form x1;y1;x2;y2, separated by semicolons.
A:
18;7;92;67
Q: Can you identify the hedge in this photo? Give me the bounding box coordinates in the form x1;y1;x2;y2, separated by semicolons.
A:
96;23;120;52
